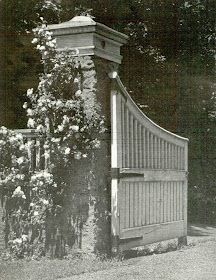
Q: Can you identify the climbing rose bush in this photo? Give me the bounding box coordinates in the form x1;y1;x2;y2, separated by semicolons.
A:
24;20;105;164
0;19;105;259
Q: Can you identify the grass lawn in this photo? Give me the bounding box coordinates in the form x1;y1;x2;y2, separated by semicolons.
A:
1;224;216;280
0;255;123;280
0;240;180;280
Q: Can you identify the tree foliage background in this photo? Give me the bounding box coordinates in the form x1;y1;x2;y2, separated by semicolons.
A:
0;0;216;223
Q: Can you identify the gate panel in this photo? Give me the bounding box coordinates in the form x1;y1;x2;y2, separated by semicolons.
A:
119;180;185;232
111;75;188;251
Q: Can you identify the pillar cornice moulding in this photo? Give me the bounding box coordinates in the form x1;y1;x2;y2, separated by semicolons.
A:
47;16;128;64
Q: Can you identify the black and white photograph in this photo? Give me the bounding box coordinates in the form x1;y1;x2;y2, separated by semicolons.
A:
0;1;215;279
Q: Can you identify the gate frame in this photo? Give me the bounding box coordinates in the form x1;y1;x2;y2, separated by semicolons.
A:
110;71;188;252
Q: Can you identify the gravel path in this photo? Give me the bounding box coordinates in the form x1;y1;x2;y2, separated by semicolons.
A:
61;225;216;280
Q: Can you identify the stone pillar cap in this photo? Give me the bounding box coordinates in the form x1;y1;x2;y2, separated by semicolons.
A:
47;16;128;64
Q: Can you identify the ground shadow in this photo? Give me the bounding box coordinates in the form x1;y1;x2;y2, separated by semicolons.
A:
188;224;216;237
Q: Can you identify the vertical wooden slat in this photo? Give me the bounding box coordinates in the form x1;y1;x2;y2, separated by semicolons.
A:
138;182;142;226
176;181;179;220
32;139;36;170
153;136;157;169
167;182;170;222
167;143;171;169
129;114;134;167
150;133;154;169
27;138;32;171
178;147;182;170
161;140;164;169
126;108;130;168
142;127;146;168
134;120;138;168
175;146;178;170
146;130;150;168
158;138;161;169
172;144;175;169
160;182;164;223
145;182;150;225
119;183;124;231
173;182;176;221
178;146;181;170
156;183;159;223
163;182;167;222
35;138;41;170
141;183;145;225
121;99;125;168
164;141;168;169
129;183;134;228
154;183;157;223
138;124;142;168
183;142;188;235
111;89;120;241
171;182;174;221
174;145;176;169
133;183;138;227
150;182;154;224
179;182;182;220
152;135;155;169
125;183;130;228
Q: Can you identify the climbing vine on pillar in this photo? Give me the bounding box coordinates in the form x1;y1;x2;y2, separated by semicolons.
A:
0;19;105;259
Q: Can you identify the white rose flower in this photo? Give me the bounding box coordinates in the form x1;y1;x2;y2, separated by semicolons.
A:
33;211;39;216
31;38;38;44
44;152;50;159
94;140;100;149
65;147;70;155
15;133;23;140
16;238;22;245
23;102;28;109
58;124;64;132
27;108;33;116
36;124;44;132
70;125;79;132
74;152;81;160
22;235;28;242
43;199;49;205
75;90;82;98
19;144;25;151
27;88;33;97
39;45;46;51
27;118;35;128
56;100;62;107
63;115;69;124
17;157;24;165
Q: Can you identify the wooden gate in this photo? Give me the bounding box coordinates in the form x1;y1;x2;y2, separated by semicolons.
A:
111;73;188;251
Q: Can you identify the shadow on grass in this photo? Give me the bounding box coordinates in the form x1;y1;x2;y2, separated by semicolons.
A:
188;224;216;237
121;241;179;260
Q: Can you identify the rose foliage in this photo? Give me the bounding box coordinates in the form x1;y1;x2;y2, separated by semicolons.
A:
0;20;105;259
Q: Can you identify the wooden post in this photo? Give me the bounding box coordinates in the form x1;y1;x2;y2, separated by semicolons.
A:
111;88;121;254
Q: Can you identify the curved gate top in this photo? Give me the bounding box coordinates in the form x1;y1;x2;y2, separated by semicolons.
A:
110;73;188;251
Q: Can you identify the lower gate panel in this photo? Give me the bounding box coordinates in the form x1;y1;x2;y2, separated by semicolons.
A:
118;180;187;250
